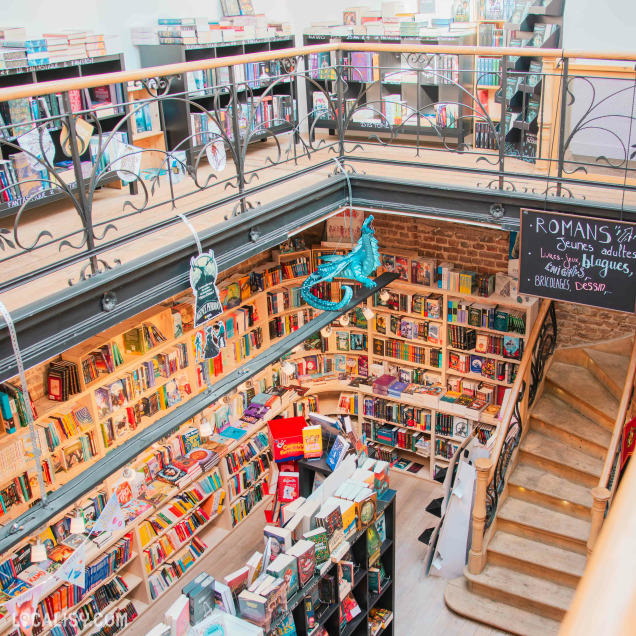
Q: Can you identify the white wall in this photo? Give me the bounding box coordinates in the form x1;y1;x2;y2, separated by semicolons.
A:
1;0;289;69
562;0;636;52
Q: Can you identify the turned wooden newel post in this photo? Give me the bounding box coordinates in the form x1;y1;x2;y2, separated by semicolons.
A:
587;486;611;558
468;457;493;575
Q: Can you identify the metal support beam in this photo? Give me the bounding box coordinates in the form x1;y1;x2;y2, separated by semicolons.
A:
2;172;634;383
0;272;398;554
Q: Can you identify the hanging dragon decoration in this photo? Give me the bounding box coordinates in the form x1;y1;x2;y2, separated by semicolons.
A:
301;215;381;311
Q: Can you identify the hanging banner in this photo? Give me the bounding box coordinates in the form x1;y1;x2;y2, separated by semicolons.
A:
54;542;86;589
168;151;187;184
111;139;142;183
190;250;223;327
205;121;227;172
621;417;636;471
92;491;125;533
18;127;56;171
5;581;47;636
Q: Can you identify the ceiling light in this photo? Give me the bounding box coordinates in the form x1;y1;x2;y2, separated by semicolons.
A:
70;510;85;534
339;315;350;326
281;361;295;375
31;539;47;562
379;289;390;302
321;326;332;338
199;417;213;437
362;306;374;320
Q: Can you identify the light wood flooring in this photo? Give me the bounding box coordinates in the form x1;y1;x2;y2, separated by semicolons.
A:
1;131;629;314
129;472;511;636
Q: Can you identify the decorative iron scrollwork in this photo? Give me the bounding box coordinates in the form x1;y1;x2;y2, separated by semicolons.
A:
484;301;557;529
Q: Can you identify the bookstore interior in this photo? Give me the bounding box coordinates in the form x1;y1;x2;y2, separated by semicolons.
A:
0;1;635;636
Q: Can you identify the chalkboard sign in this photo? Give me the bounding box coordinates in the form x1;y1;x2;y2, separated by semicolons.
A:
519;209;636;313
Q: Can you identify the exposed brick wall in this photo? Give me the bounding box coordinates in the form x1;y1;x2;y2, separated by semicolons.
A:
555;302;636;348
300;211;635;349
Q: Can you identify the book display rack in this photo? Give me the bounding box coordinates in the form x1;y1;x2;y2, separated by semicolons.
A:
0;54;134;220
497;0;565;162
302;33;475;147
137;37;297;163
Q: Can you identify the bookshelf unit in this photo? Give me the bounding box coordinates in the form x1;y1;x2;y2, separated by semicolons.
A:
137;37;297;163
303;33;476;147
281;242;538;480
497;0;565;162
266;484;396;636
0;54;134;220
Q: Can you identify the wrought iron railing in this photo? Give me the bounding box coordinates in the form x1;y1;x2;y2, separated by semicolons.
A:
1;44;636;305
484;299;557;528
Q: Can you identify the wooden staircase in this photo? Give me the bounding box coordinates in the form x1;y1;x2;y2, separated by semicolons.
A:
445;339;631;636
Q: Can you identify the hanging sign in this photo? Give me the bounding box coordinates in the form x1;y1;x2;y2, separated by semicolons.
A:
205;121;227;172
5;581;47;636
111;139;142;183
168;150;187;184
92;491;125;533
18;127;55;171
190;250;223;327
621;418;636;471
519;209;636;313
54;542;86;589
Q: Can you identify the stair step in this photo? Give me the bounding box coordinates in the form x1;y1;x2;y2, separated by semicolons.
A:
464;564;575;621
584;348;630;401
509;463;594;515
498;497;591;554
445;576;560;636
530;393;611;460
488;531;586;587
520;431;603;487
546;362;619;429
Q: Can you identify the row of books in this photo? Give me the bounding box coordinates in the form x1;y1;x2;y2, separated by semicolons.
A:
363;396;431;432
435;438;459;460
0;151;49;202
474;121;498;150
93;343;187;419
147;536;208;599
478;0;516;20
478;24;505;48
375;312;437;342
230;326;264;365
449;352;518;383
476;56;502;86
225;430;269;474
268;311;313;340
230;478;268;527
37;405;94;454
187;59;292;94
266;286;310;316
138;482;212;548
362;420;428;456
435;412;470;439
449;301;527;334
0;29;110;68
143;508;211;573
372;337;434;366
227;453;271;501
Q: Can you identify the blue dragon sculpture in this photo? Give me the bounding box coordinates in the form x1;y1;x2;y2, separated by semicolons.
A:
301;215;381;310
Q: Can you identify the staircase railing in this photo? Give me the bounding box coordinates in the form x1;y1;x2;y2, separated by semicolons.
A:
587;335;636;556
468;299;557;575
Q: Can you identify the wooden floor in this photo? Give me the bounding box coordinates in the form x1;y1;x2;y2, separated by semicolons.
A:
130;472;511;636
1;131;629;313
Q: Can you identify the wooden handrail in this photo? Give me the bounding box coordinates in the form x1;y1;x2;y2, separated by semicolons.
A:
598;335;636;490
485;299;552;483
560;459;636;635
2;42;636;103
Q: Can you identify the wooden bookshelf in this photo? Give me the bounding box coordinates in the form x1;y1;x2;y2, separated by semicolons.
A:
137;37;296;163
0;54;135;220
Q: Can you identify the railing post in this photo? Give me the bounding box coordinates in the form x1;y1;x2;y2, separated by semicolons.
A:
587;486;611;558
468;457;493;575
228;64;246;216
498;56;508;190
